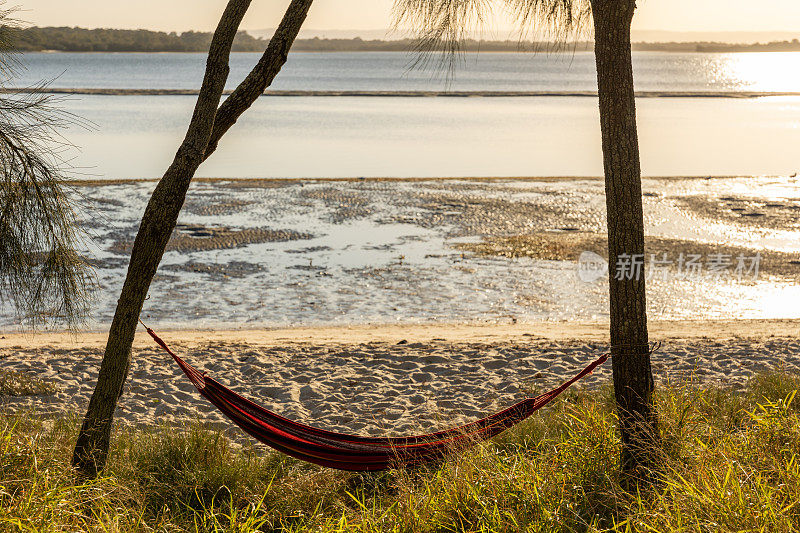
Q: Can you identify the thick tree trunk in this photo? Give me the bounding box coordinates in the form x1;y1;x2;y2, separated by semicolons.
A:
72;0;313;478
591;0;660;477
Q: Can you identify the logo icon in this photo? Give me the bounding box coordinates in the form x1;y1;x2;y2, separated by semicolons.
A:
578;251;608;283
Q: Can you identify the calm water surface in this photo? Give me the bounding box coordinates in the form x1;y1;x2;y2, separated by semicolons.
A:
58;94;800;179
8;51;800;179
14;51;800;93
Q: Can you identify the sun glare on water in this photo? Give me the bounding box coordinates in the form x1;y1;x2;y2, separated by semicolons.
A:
712;52;800;92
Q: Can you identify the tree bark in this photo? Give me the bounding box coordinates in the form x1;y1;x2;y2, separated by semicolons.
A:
71;0;313;478
591;0;660;477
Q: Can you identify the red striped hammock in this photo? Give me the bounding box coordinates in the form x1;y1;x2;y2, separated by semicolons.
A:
145;326;608;471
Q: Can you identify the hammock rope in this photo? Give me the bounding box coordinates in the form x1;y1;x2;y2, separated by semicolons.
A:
144;325;608;471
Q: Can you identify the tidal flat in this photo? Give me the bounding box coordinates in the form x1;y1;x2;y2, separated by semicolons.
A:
6;175;798;331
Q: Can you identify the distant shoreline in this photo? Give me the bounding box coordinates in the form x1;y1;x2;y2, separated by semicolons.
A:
17;44;800;54
60;175;789;187
5;88;799;99
19;46;800;54
10;27;800;54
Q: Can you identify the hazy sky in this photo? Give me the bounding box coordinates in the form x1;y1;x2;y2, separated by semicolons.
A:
17;0;800;34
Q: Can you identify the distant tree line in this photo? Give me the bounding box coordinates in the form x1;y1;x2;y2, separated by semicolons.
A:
4;26;800;53
8;26;267;52
635;39;800;53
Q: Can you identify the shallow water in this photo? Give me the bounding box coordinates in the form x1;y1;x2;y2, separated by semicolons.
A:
55;94;800;179
15;51;800;93
3;177;797;331
11;51;800;179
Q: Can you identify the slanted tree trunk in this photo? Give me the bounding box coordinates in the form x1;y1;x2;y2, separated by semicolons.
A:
591;0;660;477
72;0;314;478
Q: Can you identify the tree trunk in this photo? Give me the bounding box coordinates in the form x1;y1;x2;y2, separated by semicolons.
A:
72;0;313;478
591;0;660;478
205;0;315;161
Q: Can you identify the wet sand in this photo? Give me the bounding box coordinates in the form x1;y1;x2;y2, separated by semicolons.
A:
677;194;800;231
2;320;798;438
5;175;800;330
456;233;800;278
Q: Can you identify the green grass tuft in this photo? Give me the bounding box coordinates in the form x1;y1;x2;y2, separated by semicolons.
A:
3;372;800;531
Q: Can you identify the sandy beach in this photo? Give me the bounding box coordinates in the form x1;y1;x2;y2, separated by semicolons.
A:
2;319;798;439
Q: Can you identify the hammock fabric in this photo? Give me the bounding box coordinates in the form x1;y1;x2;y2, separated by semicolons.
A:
145;327;608;471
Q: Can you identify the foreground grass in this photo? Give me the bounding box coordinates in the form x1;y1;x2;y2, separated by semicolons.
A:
2;372;800;531
0;369;58;397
